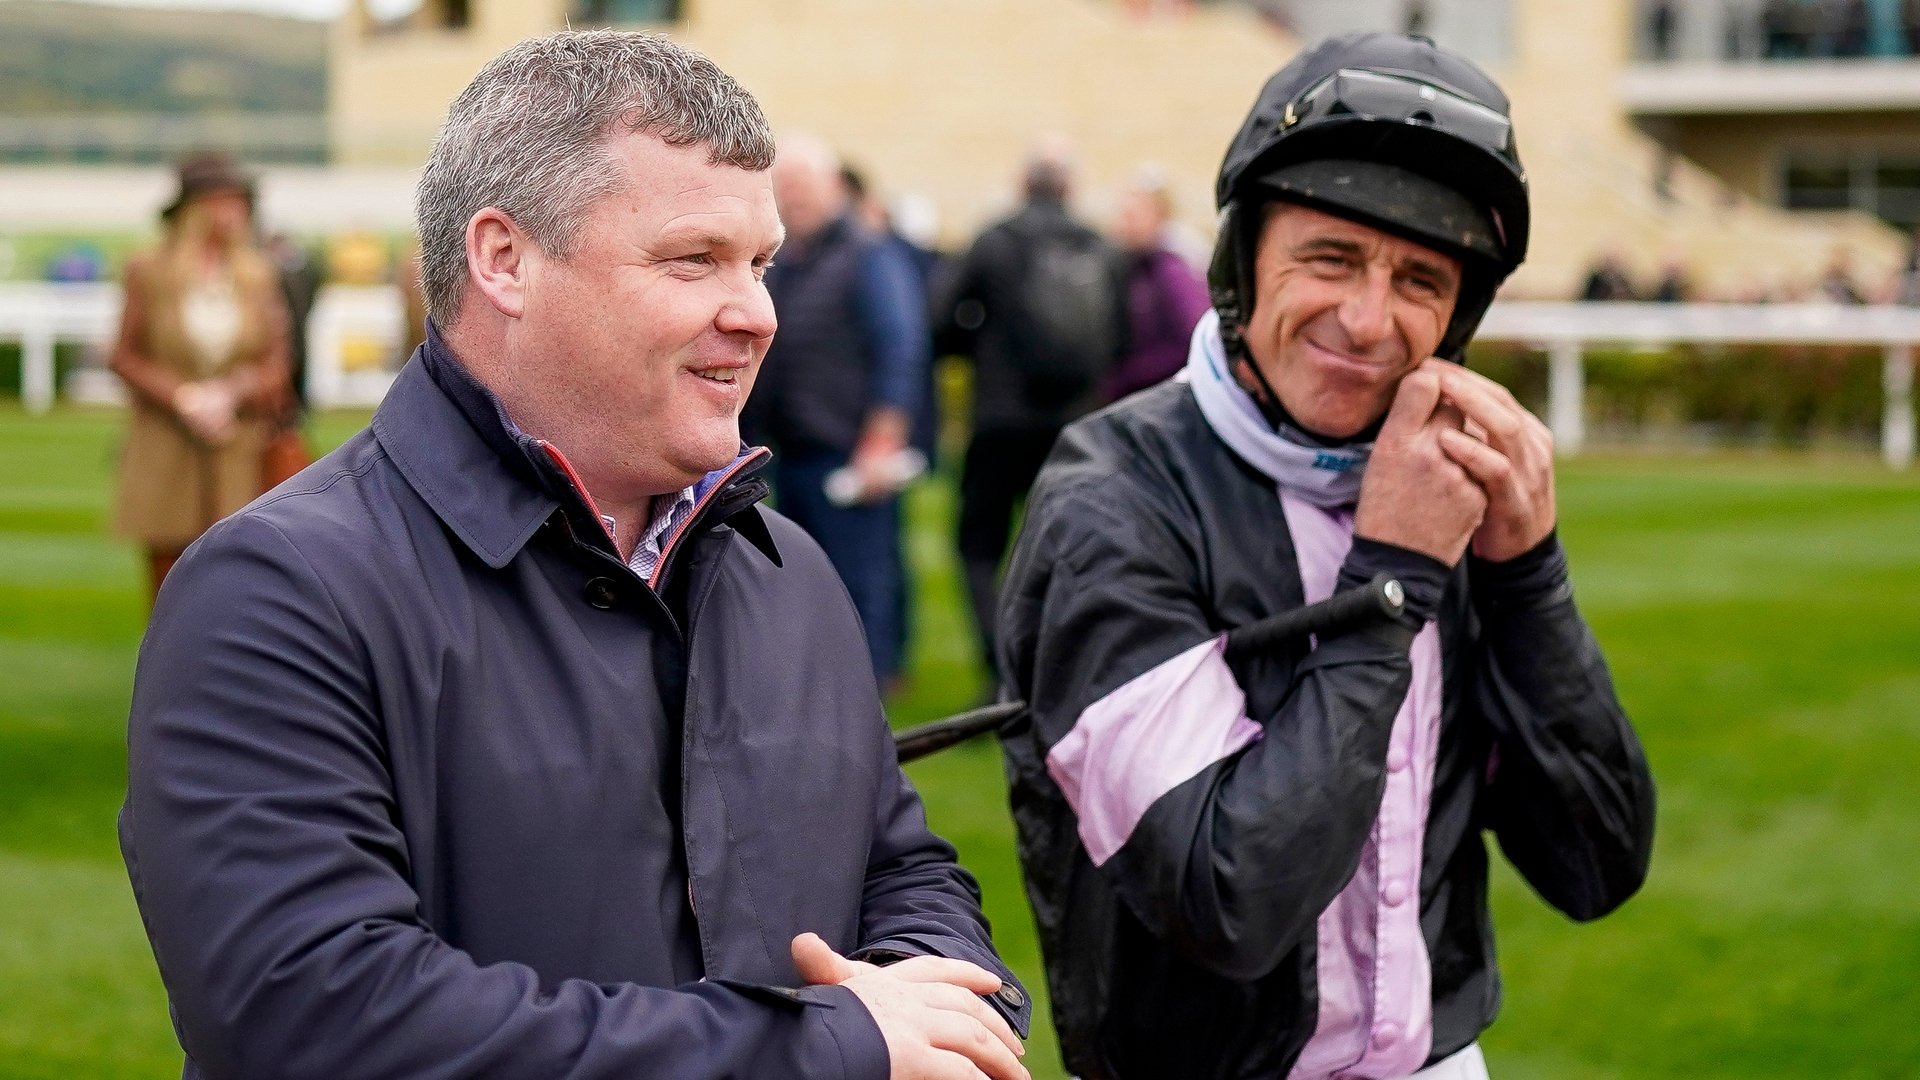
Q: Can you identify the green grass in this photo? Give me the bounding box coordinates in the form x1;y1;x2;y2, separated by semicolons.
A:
2;405;1918;1078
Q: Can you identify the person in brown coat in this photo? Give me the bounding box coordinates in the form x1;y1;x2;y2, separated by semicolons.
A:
109;151;292;601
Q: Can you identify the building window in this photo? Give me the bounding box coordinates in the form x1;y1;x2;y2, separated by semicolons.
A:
1783;153;1920;231
569;0;683;23
363;0;467;34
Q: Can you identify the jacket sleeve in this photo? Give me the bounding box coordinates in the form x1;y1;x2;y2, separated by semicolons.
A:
1468;532;1656;920
852;748;1034;1037
852;240;931;418
999;486;1453;983
108;254;186;413
119;514;889;1080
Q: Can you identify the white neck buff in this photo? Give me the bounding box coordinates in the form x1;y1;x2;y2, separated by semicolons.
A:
1181;309;1371;508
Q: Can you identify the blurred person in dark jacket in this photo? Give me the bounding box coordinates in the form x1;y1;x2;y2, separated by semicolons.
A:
1651;251;1694;302
997;34;1654;1080
109;151;292;603
1104;166;1212;402
1577;248;1639;301
841;163;948;473
120;31;1029;1080
935;137;1126;684
264;231;319;414
748;136;932;686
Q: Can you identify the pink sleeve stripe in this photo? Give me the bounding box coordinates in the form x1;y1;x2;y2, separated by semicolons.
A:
1046;635;1264;867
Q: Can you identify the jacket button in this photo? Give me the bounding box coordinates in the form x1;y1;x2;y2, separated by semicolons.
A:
994;983;1025;1010
583;577;619;610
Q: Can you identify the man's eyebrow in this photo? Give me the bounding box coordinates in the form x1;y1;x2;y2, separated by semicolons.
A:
656;227;737;250
1402;253;1458;283
1295;236;1365;257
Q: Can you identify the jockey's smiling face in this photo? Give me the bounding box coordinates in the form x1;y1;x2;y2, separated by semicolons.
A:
1241;202;1460;440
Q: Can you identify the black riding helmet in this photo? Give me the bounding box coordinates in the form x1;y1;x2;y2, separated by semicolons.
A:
1209;32;1530;396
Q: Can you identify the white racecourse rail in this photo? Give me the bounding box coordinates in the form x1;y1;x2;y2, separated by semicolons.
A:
2;287;1915;468
1476;301;1919;469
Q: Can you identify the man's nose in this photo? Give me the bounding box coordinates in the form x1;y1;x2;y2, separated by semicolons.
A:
1336;270;1394;351
718;273;778;340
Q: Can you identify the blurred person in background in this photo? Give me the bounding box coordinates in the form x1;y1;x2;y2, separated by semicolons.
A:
844;162;948;471
1103;165;1211;403
1646;0;1678;59
1815;245;1868;304
1822;0;1871;55
265;232;319;415
845;163;947;302
261;232;320;488
935;136;1126;686
1893;226;1920;304
1577;248;1639;301
108;150;291;603
45;241;107;283
1651;251;1694;302
1764;0;1818;56
750;136;931;687
996;33;1654;1079
120;31;1027;1080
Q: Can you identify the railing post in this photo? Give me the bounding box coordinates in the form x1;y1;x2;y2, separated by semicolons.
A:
22;318;55;415
307;294;343;410
1884;343;1914;470
1547;338;1586;455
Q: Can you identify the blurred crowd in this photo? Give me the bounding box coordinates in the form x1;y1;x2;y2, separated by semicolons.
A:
1577;233;1920;303
742;135;1209;693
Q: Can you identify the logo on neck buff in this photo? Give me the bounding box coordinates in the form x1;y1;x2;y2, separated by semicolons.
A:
1181;309;1370;508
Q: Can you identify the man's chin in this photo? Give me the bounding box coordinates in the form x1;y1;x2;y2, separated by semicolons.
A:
1280;396;1388;444
677;432;744;480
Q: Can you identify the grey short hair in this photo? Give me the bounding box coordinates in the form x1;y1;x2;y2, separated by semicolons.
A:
415;29;775;325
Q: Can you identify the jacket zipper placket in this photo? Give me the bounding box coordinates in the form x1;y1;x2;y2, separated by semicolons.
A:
653;452;769;941
534;442;771;946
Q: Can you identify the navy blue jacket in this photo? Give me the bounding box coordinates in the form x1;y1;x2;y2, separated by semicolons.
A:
120;331;1028;1079
747;213;928;456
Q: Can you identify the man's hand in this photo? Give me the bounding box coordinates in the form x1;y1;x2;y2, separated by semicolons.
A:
1433;365;1556;562
848;408;912;504
1354;363;1487;566
791;933;1028;1080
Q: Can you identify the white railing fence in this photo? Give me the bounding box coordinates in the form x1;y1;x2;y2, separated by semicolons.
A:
0;282;405;413
1476;302;1920;469
2;285;1915;469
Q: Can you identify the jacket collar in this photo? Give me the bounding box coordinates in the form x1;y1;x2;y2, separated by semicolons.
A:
371;321;776;571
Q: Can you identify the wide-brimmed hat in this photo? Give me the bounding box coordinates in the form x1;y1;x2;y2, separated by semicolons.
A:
161;150;256;221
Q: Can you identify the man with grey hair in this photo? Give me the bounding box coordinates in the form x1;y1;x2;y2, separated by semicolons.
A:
120;29;1030;1080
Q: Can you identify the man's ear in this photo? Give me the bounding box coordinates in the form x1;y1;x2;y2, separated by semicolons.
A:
465;207;530;320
